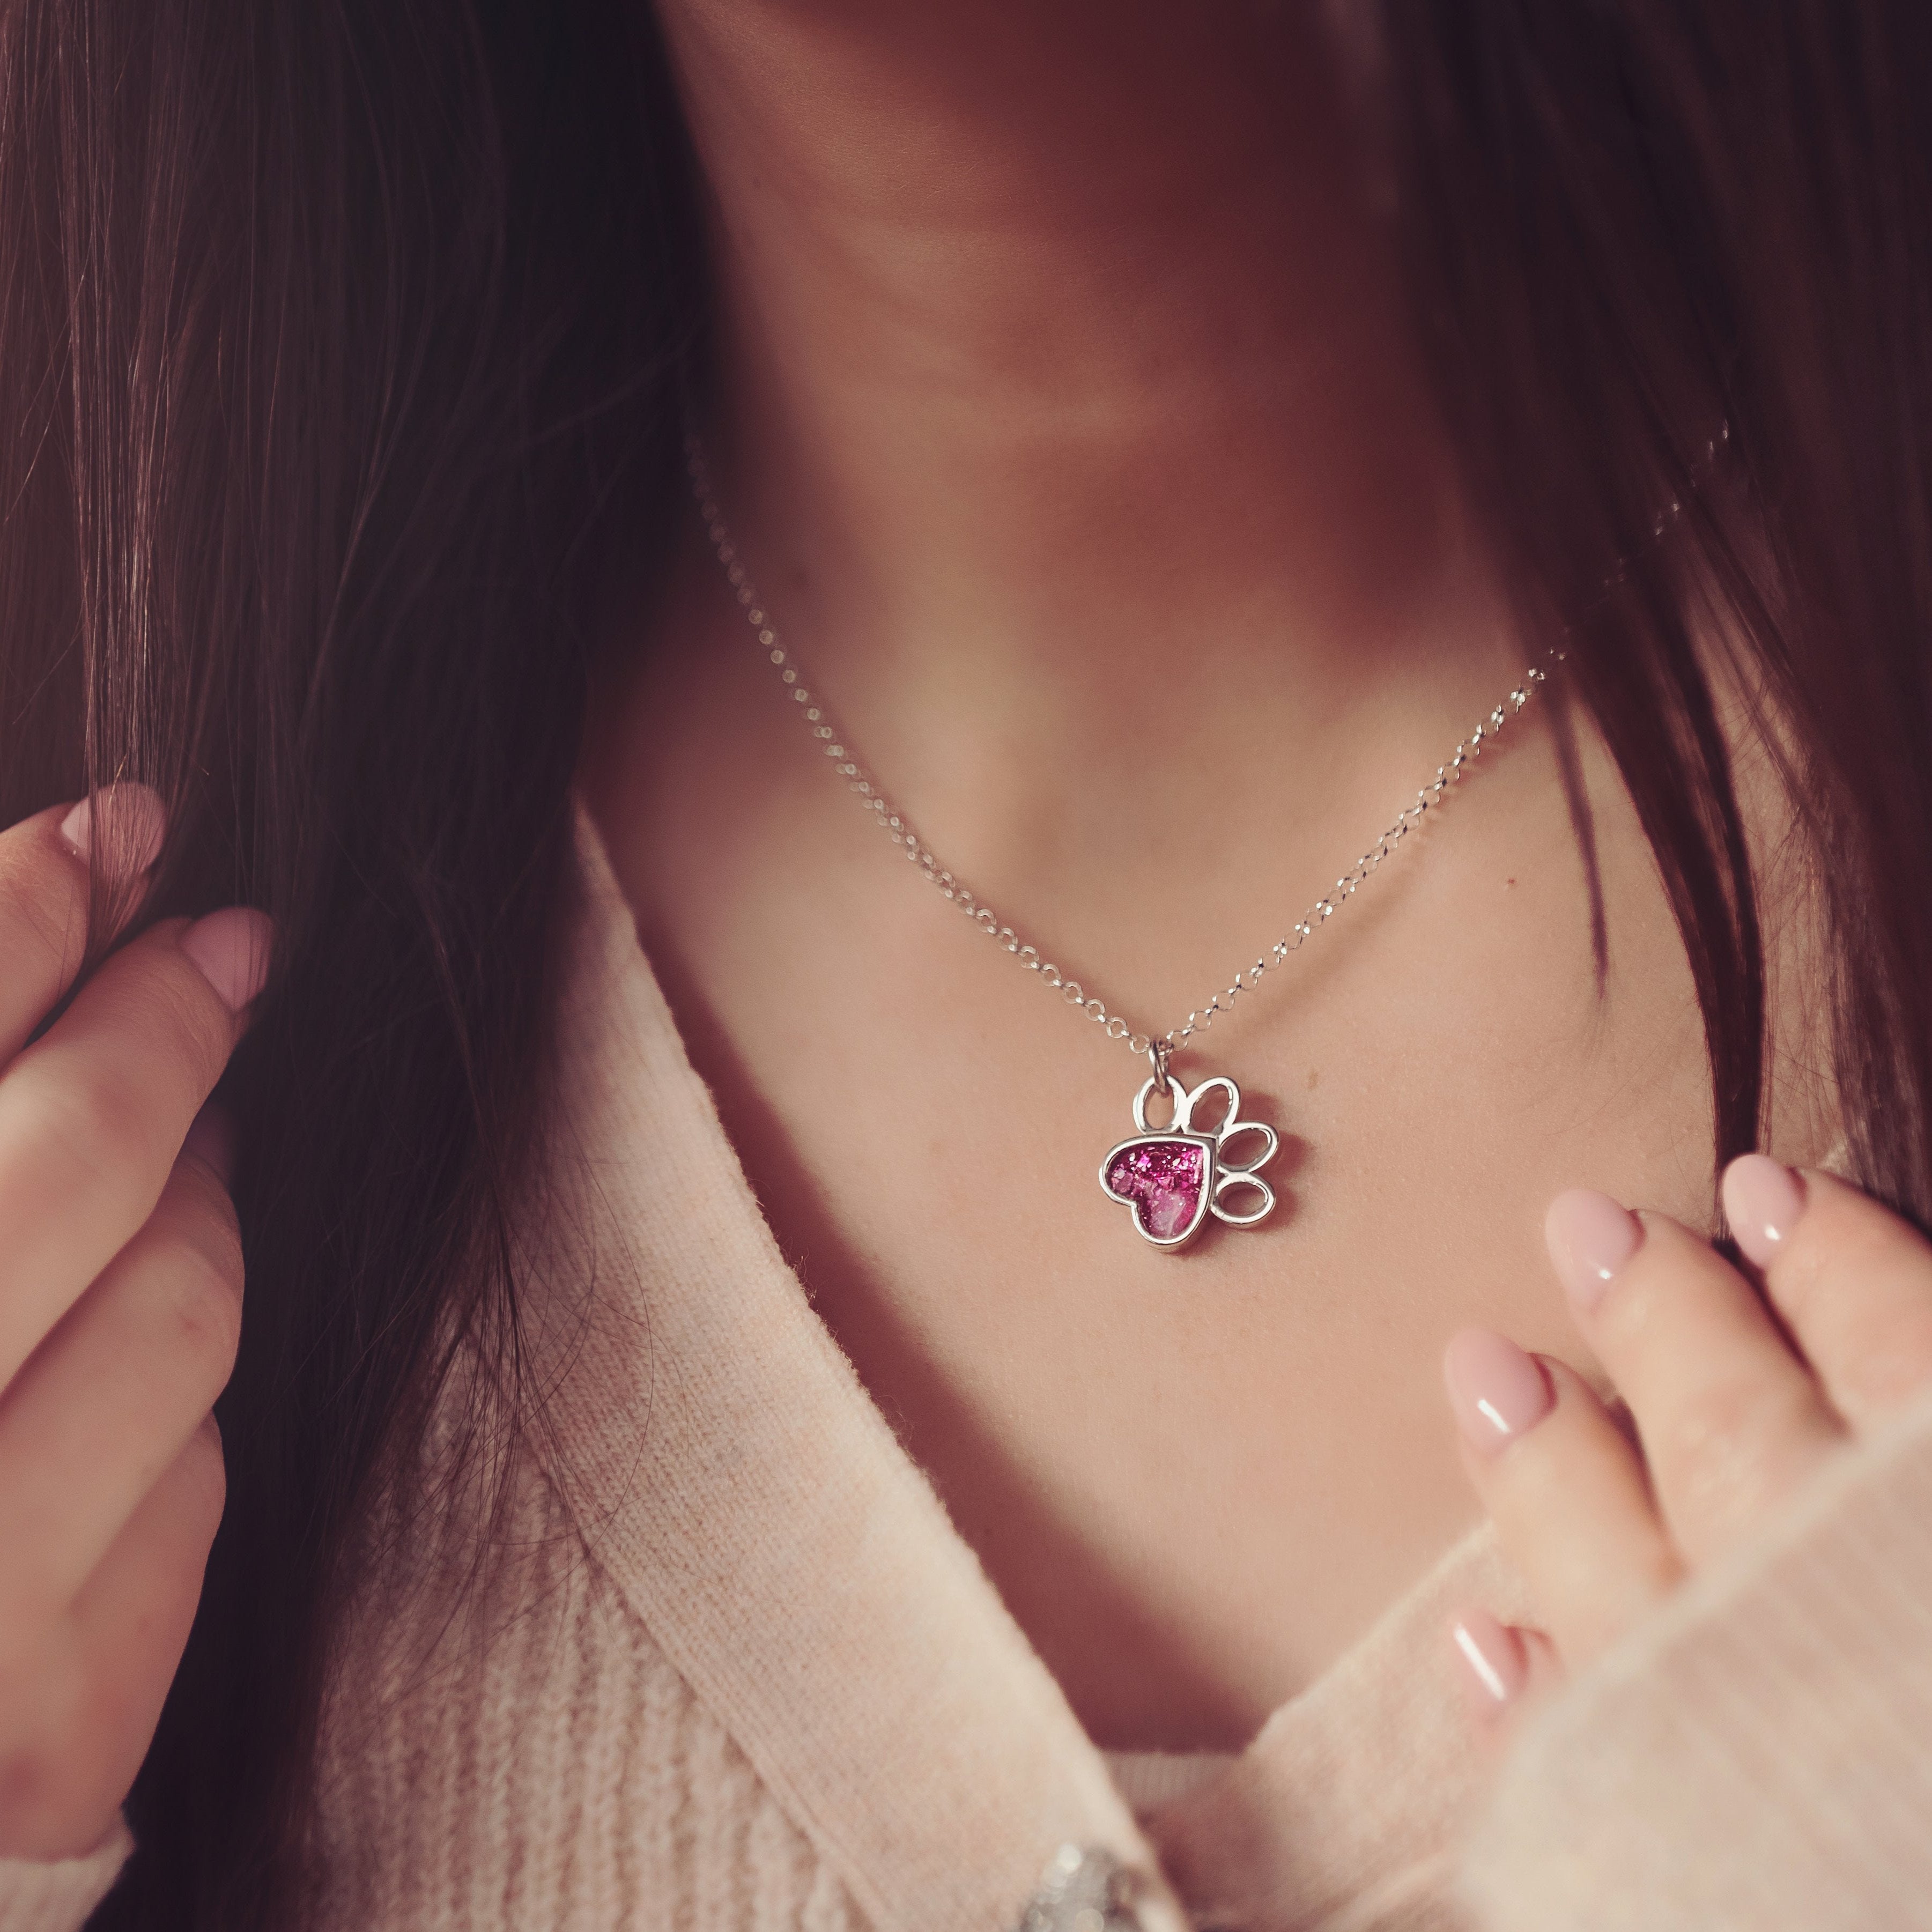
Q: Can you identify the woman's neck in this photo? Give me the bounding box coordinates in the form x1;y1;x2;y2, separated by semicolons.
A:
594;6;1706;1752
649;0;1519;942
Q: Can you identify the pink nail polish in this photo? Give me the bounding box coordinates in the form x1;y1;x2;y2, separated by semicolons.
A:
1722;1154;1807;1269
58;782;167;874
1545;1188;1644;1312
1451;1607;1527;1706
180;907;273;1011
1442;1327;1553;1456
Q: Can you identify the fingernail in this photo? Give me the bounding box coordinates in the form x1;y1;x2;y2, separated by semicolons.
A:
180;907;273;1011
1443;1327;1552;1456
1722;1154;1807;1269
1450;1607;1527;1706
58;782;168;875
1545;1188;1644;1313
182;1099;235;1187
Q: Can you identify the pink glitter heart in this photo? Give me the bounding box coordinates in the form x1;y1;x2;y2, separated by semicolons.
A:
1103;1137;1207;1242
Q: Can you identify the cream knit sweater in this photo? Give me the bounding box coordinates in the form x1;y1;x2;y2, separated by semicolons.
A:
7;808;1932;1932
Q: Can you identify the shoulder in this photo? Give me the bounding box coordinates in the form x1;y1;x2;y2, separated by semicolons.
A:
1459;1382;1932;1931
310;1365;874;1932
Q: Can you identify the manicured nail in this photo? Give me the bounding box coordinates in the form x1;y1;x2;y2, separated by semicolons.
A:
1545;1188;1644;1313
182;1100;236;1187
1443;1327;1552;1456
58;782;167;875
180;907;273;1011
1450;1607;1527;1707
1722;1154;1807;1270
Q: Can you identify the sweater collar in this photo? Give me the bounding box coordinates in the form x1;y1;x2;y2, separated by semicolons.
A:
518;800;1189;1932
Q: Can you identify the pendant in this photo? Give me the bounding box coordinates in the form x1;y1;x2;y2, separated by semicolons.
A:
1098;1055;1278;1251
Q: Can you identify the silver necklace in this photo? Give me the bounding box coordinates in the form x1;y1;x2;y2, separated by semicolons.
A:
684;428;1699;1252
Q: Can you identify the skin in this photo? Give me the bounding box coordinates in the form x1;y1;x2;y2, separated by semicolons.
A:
0;789;268;1859
1449;1165;1932;1721
2;0;1916;1873
584;0;1839;1748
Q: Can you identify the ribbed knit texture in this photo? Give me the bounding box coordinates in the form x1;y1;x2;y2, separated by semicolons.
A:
311;1458;869;1932
1137;1525;1536;1932
4;805;1931;1932
1457;1382;1932;1932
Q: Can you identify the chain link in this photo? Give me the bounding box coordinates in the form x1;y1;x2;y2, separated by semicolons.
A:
685;424;1720;1060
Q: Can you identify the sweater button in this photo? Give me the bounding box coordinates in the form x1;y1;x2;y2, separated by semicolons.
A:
1016;1844;1144;1931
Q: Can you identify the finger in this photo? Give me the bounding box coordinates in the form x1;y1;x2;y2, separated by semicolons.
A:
1449;1609;1564;1739
0;788;165;1066
1444;1330;1681;1664
1545;1189;1845;1565
68;1415;224;1709
0;1423;223;1862
1724;1157;1932;1428
0;906;269;1389
0;1143;241;1616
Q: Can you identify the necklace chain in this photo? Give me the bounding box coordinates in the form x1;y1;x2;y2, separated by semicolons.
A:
684;428;1705;1062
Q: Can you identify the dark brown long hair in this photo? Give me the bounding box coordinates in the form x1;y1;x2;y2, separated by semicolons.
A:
0;0;1922;1923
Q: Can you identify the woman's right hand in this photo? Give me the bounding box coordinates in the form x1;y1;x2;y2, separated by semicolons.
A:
0;788;269;1863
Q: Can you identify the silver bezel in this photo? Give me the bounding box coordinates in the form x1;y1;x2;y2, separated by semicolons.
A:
1100;1068;1281;1249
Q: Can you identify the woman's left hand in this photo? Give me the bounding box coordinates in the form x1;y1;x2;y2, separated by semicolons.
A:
1440;1157;1932;1707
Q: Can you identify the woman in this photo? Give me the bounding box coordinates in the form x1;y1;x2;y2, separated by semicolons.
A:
1;0;1929;1926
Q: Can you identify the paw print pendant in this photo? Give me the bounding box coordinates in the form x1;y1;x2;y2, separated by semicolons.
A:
1098;1057;1278;1251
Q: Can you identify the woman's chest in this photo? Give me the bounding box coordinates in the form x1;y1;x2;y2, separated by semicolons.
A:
605;764;1823;1751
